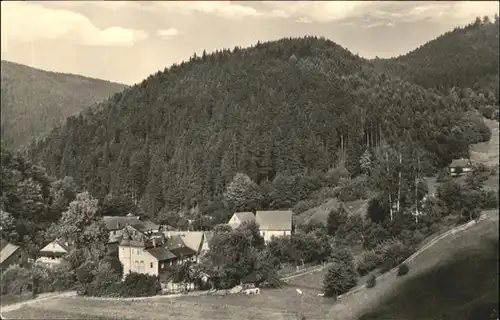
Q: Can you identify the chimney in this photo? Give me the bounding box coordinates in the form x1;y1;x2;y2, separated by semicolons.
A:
153;238;156;248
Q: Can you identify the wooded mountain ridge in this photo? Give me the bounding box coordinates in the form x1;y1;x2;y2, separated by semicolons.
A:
27;18;498;222
1;60;127;150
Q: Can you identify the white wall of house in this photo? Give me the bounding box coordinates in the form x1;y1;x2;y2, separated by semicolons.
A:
259;229;291;243
118;245;159;279
36;256;63;267
228;215;241;227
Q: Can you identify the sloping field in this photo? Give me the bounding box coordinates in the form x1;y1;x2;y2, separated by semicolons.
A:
470;118;499;167
295;198;368;225
325;211;499;320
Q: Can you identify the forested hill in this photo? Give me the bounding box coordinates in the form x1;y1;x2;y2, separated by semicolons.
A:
1;60;127;150
372;16;499;101
29;36;491;219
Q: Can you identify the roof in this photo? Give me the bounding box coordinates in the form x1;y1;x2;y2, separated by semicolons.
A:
256;210;293;231
229;212;255;227
103;215;140;231
0;239;20;264
166;235;197;256
40;239;72;253
179;232;204;253
449;159;471;168
146;246;177;261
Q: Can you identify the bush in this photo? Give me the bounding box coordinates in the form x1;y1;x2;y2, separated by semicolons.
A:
376;240;413;273
356;250;383;276
323;259;358;298
366;275;377;288
292;199;322;214
330;247;355;265
480;190;499;209
336;176;369;202
1;264;31;295
81;261;122;297
397;263;410;276
120;272;161;297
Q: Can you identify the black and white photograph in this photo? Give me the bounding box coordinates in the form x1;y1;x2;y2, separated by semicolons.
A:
0;1;499;319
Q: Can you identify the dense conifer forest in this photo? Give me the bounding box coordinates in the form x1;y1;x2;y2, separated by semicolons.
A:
25;18;498;224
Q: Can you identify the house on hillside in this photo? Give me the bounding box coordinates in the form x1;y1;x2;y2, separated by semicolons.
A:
0;239;26;271
227;211;256;229
449;158;473;176
119;230;206;279
36;239;72;268
119;235;176;278
256;210;293;243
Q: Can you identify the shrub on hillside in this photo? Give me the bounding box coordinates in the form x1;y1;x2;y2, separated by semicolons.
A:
80;261;122;297
292;199;322;214
397;263;410;276
33;262;78;294
376;240;413;273
336;176;369;202
324;166;350;187
356;250;383;276
480;190;499;209
120;272;161;297
1;264;31;295
330;247;355;265
335;215;364;247
366;274;377;288
323;259;358;298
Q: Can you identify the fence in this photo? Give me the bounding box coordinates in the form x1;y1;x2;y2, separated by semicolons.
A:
278;261;325;278
337;214;486;300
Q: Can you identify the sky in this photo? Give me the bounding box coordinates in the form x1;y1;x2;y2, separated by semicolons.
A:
1;1;498;85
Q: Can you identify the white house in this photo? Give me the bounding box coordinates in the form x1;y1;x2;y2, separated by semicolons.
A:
36;239;71;268
255;210;293;243
228;210;293;243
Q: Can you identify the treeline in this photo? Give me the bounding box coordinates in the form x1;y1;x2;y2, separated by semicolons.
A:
29;35;493;221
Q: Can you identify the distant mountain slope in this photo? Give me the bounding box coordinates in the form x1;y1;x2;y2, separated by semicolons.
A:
1;60;127;149
372;18;499;100
29;36;489;217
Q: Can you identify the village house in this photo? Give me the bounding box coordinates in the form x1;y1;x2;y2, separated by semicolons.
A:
118;229;210;279
256;210;293;243
36;239;72;268
227;210;293;243
449;158;473;176
0;238;26;271
103;213;163;254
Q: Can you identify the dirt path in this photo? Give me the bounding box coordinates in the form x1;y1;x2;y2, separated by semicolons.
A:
0;291;77;314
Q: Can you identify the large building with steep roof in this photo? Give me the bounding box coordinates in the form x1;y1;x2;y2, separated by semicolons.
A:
228;210;293;243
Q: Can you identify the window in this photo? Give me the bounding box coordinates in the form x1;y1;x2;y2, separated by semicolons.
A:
150;262;153;268
262;232;266;237
283;231;286;235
